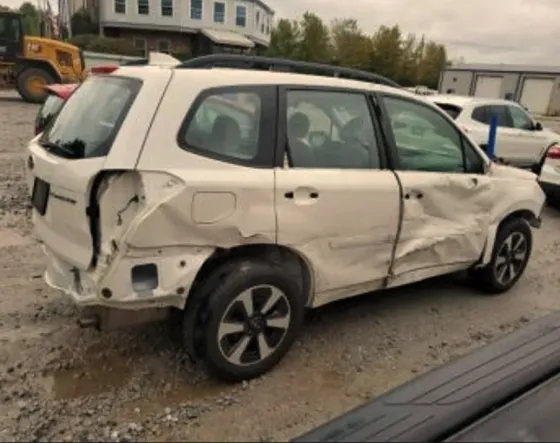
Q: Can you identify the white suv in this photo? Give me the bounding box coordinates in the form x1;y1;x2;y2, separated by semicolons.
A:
26;57;545;381
426;95;560;168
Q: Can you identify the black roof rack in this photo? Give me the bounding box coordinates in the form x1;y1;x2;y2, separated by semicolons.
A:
176;54;401;88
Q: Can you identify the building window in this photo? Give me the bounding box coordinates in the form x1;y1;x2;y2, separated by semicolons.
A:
158;39;171;54
191;0;203;19
161;0;173;16
235;5;246;27
138;0;149;14
213;2;225;23
115;0;125;13
256;10;260;26
134;37;147;57
260;22;264;33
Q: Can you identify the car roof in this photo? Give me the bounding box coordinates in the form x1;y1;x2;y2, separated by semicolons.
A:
426;94;516;108
44;83;78;100
116;65;417;99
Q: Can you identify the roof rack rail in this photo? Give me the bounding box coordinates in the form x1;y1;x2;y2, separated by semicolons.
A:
176;54;401;88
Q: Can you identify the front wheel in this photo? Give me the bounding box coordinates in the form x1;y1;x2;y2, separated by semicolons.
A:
186;260;305;382
470;218;532;294
16;68;54;103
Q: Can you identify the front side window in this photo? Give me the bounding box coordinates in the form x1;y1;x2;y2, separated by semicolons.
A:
214;2;225;23
115;0;126;13
40;77;141;159
191;0;203;19
138;0;149;14
384;95;482;173
235;5;246;27
285;90;380;169
181;91;262;162
161;0;173;16
508;105;534;130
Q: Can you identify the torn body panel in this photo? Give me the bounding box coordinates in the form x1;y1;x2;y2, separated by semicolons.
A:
43;165;276;310
388;171;494;288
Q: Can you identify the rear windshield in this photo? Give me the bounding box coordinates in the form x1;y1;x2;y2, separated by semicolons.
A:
434;102;462;120
40;76;141;159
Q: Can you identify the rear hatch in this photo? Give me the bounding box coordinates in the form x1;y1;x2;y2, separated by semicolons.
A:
27;69;173;271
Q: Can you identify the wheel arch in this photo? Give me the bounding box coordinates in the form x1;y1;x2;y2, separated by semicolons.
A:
15;59;61;83
480;208;540;266
184;243;315;312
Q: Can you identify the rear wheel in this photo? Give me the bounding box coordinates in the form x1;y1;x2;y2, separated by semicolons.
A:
470;218;532;294
184;260;305;382
16;68;55;103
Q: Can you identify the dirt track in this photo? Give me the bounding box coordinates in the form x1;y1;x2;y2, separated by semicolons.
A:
1;90;560;442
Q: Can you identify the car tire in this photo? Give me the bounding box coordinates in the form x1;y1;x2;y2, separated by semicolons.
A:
470;218;532;295
184;259;305;382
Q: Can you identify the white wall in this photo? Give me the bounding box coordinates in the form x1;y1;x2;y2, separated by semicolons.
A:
100;0;274;45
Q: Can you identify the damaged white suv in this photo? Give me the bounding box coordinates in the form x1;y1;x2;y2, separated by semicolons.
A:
26;56;545;382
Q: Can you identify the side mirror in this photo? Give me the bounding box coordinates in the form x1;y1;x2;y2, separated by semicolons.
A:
534;122;543;131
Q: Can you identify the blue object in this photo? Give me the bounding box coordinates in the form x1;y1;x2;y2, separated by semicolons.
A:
487;115;498;160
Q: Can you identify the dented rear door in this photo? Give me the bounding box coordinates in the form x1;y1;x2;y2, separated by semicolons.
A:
27;69;173;271
379;93;494;282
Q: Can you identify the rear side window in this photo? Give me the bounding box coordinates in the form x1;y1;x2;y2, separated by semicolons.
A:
471;105;510;127
40;76;141;159
178;87;274;166
434;103;462;120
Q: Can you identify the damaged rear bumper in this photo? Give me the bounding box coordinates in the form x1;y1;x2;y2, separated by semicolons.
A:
42;244;213;310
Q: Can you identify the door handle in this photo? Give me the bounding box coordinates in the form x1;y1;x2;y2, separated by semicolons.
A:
284;190;319;200
404;191;423;199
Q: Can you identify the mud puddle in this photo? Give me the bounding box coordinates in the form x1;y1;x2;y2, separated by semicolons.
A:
47;342;230;412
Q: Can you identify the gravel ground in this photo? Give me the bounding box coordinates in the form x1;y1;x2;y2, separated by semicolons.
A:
1;89;560;442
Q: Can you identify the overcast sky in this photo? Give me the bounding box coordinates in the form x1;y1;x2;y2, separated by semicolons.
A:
3;0;558;64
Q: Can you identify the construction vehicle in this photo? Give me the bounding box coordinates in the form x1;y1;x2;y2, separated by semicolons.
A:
0;11;85;103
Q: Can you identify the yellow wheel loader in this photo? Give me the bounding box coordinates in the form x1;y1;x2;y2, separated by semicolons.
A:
0;11;85;103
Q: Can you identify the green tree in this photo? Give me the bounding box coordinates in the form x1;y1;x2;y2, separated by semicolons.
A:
417;41;447;89
70;8;99;36
330;18;371;70
267;18;300;59
295;12;331;63
19;2;41;36
368;25;403;80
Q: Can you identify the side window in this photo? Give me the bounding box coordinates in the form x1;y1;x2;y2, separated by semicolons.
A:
471;106;488;124
181;90;261;163
383;95;468;173
285;90;380;169
508;105;534;130
488;105;510;127
472;105;510;127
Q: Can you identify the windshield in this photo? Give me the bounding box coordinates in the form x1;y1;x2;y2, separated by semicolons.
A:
40;76;141;159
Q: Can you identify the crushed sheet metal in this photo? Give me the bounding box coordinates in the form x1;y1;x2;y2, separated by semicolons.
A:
389;171;494;280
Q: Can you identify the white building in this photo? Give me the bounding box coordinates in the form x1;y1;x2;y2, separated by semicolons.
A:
98;0;274;58
439;63;560;116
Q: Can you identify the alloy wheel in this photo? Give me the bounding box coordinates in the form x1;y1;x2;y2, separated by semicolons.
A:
217;285;291;366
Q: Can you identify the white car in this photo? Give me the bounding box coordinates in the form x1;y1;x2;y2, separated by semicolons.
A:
426;95;560;166
26;57;545;382
427;95;560;206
